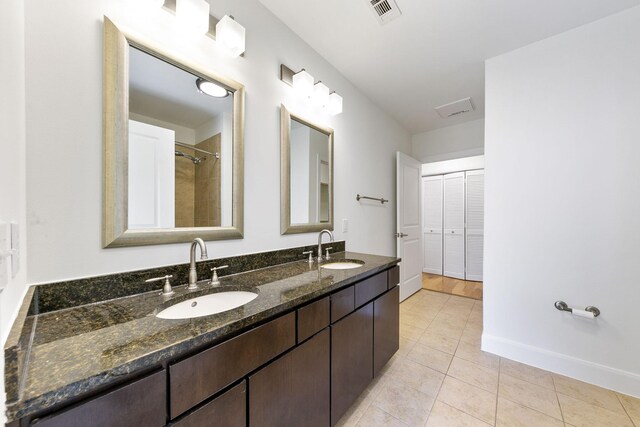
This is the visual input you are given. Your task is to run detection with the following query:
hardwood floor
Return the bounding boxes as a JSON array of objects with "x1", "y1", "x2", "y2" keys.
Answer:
[{"x1": 422, "y1": 273, "x2": 483, "y2": 301}]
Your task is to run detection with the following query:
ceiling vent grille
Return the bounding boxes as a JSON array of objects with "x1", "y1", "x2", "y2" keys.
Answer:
[
  {"x1": 434, "y1": 97, "x2": 475, "y2": 118},
  {"x1": 367, "y1": 0, "x2": 402, "y2": 25}
]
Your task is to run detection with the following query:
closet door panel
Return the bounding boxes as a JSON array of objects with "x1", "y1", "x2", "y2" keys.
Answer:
[
  {"x1": 443, "y1": 172, "x2": 465, "y2": 279},
  {"x1": 465, "y1": 170, "x2": 484, "y2": 281},
  {"x1": 422, "y1": 176, "x2": 443, "y2": 275}
]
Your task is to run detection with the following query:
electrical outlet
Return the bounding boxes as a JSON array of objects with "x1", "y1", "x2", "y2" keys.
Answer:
[{"x1": 342, "y1": 218, "x2": 349, "y2": 233}]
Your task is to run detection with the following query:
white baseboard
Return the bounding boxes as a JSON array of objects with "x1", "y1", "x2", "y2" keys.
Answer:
[{"x1": 482, "y1": 333, "x2": 640, "y2": 398}]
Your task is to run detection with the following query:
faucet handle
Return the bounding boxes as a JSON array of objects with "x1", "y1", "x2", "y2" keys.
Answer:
[
  {"x1": 209, "y1": 265, "x2": 229, "y2": 286},
  {"x1": 302, "y1": 251, "x2": 314, "y2": 263},
  {"x1": 146, "y1": 275, "x2": 175, "y2": 296},
  {"x1": 325, "y1": 247, "x2": 333, "y2": 260}
]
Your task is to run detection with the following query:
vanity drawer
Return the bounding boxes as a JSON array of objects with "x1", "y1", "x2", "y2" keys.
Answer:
[
  {"x1": 31, "y1": 370, "x2": 166, "y2": 427},
  {"x1": 173, "y1": 381, "x2": 246, "y2": 427},
  {"x1": 388, "y1": 265, "x2": 400, "y2": 289},
  {"x1": 169, "y1": 312, "x2": 295, "y2": 419},
  {"x1": 355, "y1": 271, "x2": 388, "y2": 307},
  {"x1": 330, "y1": 286, "x2": 355, "y2": 323},
  {"x1": 297, "y1": 296, "x2": 330, "y2": 343}
]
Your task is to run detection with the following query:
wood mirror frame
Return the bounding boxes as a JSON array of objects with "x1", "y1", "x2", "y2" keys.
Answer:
[
  {"x1": 103, "y1": 17, "x2": 244, "y2": 248},
  {"x1": 280, "y1": 105, "x2": 334, "y2": 235}
]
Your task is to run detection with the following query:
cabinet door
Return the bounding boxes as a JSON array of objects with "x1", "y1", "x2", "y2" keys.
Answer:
[
  {"x1": 444, "y1": 172, "x2": 465, "y2": 279},
  {"x1": 169, "y1": 313, "x2": 295, "y2": 419},
  {"x1": 174, "y1": 381, "x2": 245, "y2": 427},
  {"x1": 31, "y1": 370, "x2": 166, "y2": 427},
  {"x1": 465, "y1": 170, "x2": 484, "y2": 281},
  {"x1": 249, "y1": 329, "x2": 330, "y2": 427},
  {"x1": 423, "y1": 175, "x2": 443, "y2": 275},
  {"x1": 373, "y1": 286, "x2": 400, "y2": 376},
  {"x1": 331, "y1": 303, "x2": 373, "y2": 425}
]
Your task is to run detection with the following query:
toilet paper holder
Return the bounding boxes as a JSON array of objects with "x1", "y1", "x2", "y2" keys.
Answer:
[{"x1": 554, "y1": 301, "x2": 601, "y2": 317}]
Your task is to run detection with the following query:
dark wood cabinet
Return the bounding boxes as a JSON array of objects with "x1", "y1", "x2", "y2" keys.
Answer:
[
  {"x1": 17, "y1": 265, "x2": 400, "y2": 427},
  {"x1": 388, "y1": 265, "x2": 400, "y2": 289},
  {"x1": 330, "y1": 285, "x2": 354, "y2": 322},
  {"x1": 169, "y1": 313, "x2": 295, "y2": 419},
  {"x1": 173, "y1": 381, "x2": 246, "y2": 427},
  {"x1": 355, "y1": 271, "x2": 388, "y2": 307},
  {"x1": 249, "y1": 329, "x2": 330, "y2": 427},
  {"x1": 297, "y1": 296, "x2": 330, "y2": 343},
  {"x1": 330, "y1": 303, "x2": 374, "y2": 425},
  {"x1": 373, "y1": 286, "x2": 400, "y2": 375},
  {"x1": 31, "y1": 370, "x2": 166, "y2": 427}
]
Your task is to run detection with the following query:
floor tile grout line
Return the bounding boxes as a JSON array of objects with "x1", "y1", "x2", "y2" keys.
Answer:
[
  {"x1": 552, "y1": 376, "x2": 566, "y2": 423},
  {"x1": 369, "y1": 402, "x2": 409, "y2": 427},
  {"x1": 615, "y1": 393, "x2": 637, "y2": 426},
  {"x1": 555, "y1": 390, "x2": 635, "y2": 423}
]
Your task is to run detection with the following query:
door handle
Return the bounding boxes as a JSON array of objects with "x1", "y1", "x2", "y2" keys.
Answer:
[{"x1": 396, "y1": 232, "x2": 408, "y2": 238}]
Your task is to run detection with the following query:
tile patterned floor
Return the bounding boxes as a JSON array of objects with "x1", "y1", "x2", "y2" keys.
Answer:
[
  {"x1": 422, "y1": 274, "x2": 483, "y2": 301},
  {"x1": 336, "y1": 290, "x2": 639, "y2": 427}
]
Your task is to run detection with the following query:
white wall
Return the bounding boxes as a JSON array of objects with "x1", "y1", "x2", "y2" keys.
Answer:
[
  {"x1": 484, "y1": 6, "x2": 640, "y2": 396},
  {"x1": 0, "y1": 1, "x2": 27, "y2": 423},
  {"x1": 23, "y1": 0, "x2": 410, "y2": 285},
  {"x1": 421, "y1": 155, "x2": 484, "y2": 176},
  {"x1": 411, "y1": 118, "x2": 484, "y2": 163}
]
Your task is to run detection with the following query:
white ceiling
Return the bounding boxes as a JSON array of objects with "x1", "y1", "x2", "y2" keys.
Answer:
[
  {"x1": 257, "y1": 0, "x2": 640, "y2": 134},
  {"x1": 129, "y1": 46, "x2": 233, "y2": 130}
]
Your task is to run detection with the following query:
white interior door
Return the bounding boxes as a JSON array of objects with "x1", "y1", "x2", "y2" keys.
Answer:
[
  {"x1": 422, "y1": 175, "x2": 443, "y2": 275},
  {"x1": 444, "y1": 172, "x2": 465, "y2": 279},
  {"x1": 465, "y1": 170, "x2": 484, "y2": 281},
  {"x1": 396, "y1": 152, "x2": 423, "y2": 301},
  {"x1": 128, "y1": 120, "x2": 175, "y2": 229}
]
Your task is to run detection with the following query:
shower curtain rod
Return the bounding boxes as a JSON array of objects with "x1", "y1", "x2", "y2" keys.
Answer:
[{"x1": 174, "y1": 141, "x2": 218, "y2": 157}]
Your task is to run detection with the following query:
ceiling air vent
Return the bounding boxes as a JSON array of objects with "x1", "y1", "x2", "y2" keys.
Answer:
[
  {"x1": 434, "y1": 97, "x2": 475, "y2": 118},
  {"x1": 367, "y1": 0, "x2": 402, "y2": 25}
]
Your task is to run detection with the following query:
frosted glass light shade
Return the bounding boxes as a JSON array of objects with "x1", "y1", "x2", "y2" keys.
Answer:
[
  {"x1": 142, "y1": 0, "x2": 165, "y2": 8},
  {"x1": 196, "y1": 78, "x2": 229, "y2": 98},
  {"x1": 292, "y1": 69, "x2": 314, "y2": 98},
  {"x1": 176, "y1": 0, "x2": 210, "y2": 37},
  {"x1": 312, "y1": 82, "x2": 330, "y2": 107},
  {"x1": 328, "y1": 92, "x2": 343, "y2": 115},
  {"x1": 216, "y1": 15, "x2": 246, "y2": 57}
]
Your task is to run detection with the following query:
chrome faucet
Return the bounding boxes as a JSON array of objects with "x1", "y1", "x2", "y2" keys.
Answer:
[
  {"x1": 188, "y1": 238, "x2": 208, "y2": 290},
  {"x1": 317, "y1": 229, "x2": 334, "y2": 260}
]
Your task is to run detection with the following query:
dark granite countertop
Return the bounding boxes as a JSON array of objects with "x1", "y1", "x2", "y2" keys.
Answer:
[{"x1": 5, "y1": 251, "x2": 399, "y2": 422}]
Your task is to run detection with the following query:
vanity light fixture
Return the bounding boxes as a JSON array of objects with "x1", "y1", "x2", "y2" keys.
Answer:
[
  {"x1": 216, "y1": 15, "x2": 246, "y2": 57},
  {"x1": 279, "y1": 64, "x2": 343, "y2": 115},
  {"x1": 327, "y1": 92, "x2": 343, "y2": 116},
  {"x1": 158, "y1": 1, "x2": 246, "y2": 56},
  {"x1": 292, "y1": 69, "x2": 315, "y2": 98},
  {"x1": 312, "y1": 82, "x2": 330, "y2": 108},
  {"x1": 176, "y1": 0, "x2": 210, "y2": 37},
  {"x1": 142, "y1": 0, "x2": 166, "y2": 8},
  {"x1": 196, "y1": 78, "x2": 229, "y2": 97}
]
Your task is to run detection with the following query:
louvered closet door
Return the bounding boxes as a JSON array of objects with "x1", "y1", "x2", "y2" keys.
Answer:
[
  {"x1": 465, "y1": 170, "x2": 484, "y2": 281},
  {"x1": 422, "y1": 176, "x2": 443, "y2": 275},
  {"x1": 443, "y1": 172, "x2": 465, "y2": 279}
]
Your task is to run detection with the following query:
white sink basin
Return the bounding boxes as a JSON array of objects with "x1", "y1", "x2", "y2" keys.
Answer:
[
  {"x1": 321, "y1": 261, "x2": 364, "y2": 270},
  {"x1": 157, "y1": 291, "x2": 258, "y2": 320}
]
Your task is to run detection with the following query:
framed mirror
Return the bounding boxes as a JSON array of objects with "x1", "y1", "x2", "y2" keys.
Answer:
[
  {"x1": 103, "y1": 18, "x2": 244, "y2": 248},
  {"x1": 280, "y1": 105, "x2": 334, "y2": 234}
]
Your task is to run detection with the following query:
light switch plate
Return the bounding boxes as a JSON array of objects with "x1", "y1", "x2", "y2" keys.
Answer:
[
  {"x1": 342, "y1": 218, "x2": 349, "y2": 233},
  {"x1": 0, "y1": 222, "x2": 9, "y2": 289}
]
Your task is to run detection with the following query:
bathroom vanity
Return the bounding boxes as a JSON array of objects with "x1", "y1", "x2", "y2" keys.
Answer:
[{"x1": 4, "y1": 247, "x2": 399, "y2": 426}]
